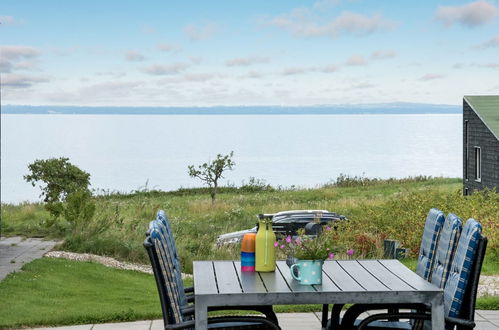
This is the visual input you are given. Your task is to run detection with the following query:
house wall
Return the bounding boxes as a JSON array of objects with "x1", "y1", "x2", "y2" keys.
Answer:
[{"x1": 463, "y1": 100, "x2": 499, "y2": 194}]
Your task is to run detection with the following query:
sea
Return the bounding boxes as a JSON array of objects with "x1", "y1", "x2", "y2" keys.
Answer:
[{"x1": 0, "y1": 113, "x2": 462, "y2": 204}]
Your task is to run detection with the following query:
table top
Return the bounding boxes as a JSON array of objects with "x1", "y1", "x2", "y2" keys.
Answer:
[{"x1": 193, "y1": 259, "x2": 441, "y2": 305}]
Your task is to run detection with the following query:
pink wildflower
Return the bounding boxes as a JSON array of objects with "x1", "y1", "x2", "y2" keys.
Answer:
[
  {"x1": 328, "y1": 253, "x2": 335, "y2": 260},
  {"x1": 347, "y1": 249, "x2": 354, "y2": 256},
  {"x1": 326, "y1": 247, "x2": 330, "y2": 251},
  {"x1": 325, "y1": 226, "x2": 332, "y2": 231},
  {"x1": 295, "y1": 238, "x2": 302, "y2": 246},
  {"x1": 280, "y1": 245, "x2": 285, "y2": 249},
  {"x1": 285, "y1": 235, "x2": 292, "y2": 243},
  {"x1": 274, "y1": 241, "x2": 279, "y2": 247}
]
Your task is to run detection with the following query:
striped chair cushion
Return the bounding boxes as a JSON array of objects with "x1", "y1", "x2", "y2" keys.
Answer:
[
  {"x1": 444, "y1": 219, "x2": 482, "y2": 318},
  {"x1": 149, "y1": 223, "x2": 184, "y2": 323},
  {"x1": 430, "y1": 214, "x2": 462, "y2": 288},
  {"x1": 150, "y1": 215, "x2": 189, "y2": 309},
  {"x1": 415, "y1": 208, "x2": 445, "y2": 280}
]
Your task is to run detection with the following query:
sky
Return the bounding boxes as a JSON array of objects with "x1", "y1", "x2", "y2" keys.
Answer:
[{"x1": 1, "y1": 0, "x2": 498, "y2": 107}]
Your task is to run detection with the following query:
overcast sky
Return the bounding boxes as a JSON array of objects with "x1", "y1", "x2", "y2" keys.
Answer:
[{"x1": 1, "y1": 0, "x2": 498, "y2": 106}]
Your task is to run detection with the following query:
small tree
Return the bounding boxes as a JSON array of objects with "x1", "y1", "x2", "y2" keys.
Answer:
[
  {"x1": 188, "y1": 151, "x2": 235, "y2": 204},
  {"x1": 24, "y1": 157, "x2": 91, "y2": 217}
]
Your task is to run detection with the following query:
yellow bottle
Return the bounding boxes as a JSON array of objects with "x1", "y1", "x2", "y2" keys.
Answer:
[{"x1": 255, "y1": 214, "x2": 276, "y2": 272}]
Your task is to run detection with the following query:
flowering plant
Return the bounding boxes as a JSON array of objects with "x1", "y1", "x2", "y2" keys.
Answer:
[{"x1": 275, "y1": 226, "x2": 353, "y2": 260}]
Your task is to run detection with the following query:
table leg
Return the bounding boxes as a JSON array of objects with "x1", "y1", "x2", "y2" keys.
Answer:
[
  {"x1": 430, "y1": 294, "x2": 444, "y2": 329},
  {"x1": 195, "y1": 296, "x2": 208, "y2": 330}
]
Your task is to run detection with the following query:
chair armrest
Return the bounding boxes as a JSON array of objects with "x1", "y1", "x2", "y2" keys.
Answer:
[
  {"x1": 357, "y1": 312, "x2": 429, "y2": 329},
  {"x1": 341, "y1": 303, "x2": 427, "y2": 328},
  {"x1": 445, "y1": 316, "x2": 476, "y2": 328},
  {"x1": 164, "y1": 316, "x2": 280, "y2": 330},
  {"x1": 207, "y1": 305, "x2": 278, "y2": 324}
]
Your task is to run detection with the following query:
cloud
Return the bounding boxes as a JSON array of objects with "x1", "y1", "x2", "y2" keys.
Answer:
[
  {"x1": 269, "y1": 10, "x2": 396, "y2": 38},
  {"x1": 242, "y1": 71, "x2": 265, "y2": 79},
  {"x1": 474, "y1": 34, "x2": 499, "y2": 48},
  {"x1": 189, "y1": 56, "x2": 203, "y2": 64},
  {"x1": 0, "y1": 45, "x2": 41, "y2": 73},
  {"x1": 346, "y1": 55, "x2": 367, "y2": 66},
  {"x1": 478, "y1": 63, "x2": 499, "y2": 68},
  {"x1": 125, "y1": 50, "x2": 145, "y2": 62},
  {"x1": 184, "y1": 23, "x2": 218, "y2": 41},
  {"x1": 0, "y1": 45, "x2": 40, "y2": 61},
  {"x1": 0, "y1": 16, "x2": 17, "y2": 25},
  {"x1": 351, "y1": 82, "x2": 375, "y2": 89},
  {"x1": 435, "y1": 1, "x2": 498, "y2": 27},
  {"x1": 319, "y1": 64, "x2": 338, "y2": 73},
  {"x1": 225, "y1": 56, "x2": 271, "y2": 67},
  {"x1": 371, "y1": 50, "x2": 396, "y2": 59},
  {"x1": 2, "y1": 73, "x2": 48, "y2": 88},
  {"x1": 157, "y1": 43, "x2": 180, "y2": 52},
  {"x1": 158, "y1": 73, "x2": 220, "y2": 85},
  {"x1": 282, "y1": 67, "x2": 308, "y2": 75},
  {"x1": 419, "y1": 73, "x2": 445, "y2": 81},
  {"x1": 142, "y1": 63, "x2": 190, "y2": 75},
  {"x1": 0, "y1": 60, "x2": 13, "y2": 73}
]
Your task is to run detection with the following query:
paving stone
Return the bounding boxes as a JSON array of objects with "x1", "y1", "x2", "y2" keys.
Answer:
[
  {"x1": 0, "y1": 237, "x2": 59, "y2": 281},
  {"x1": 149, "y1": 319, "x2": 164, "y2": 330},
  {"x1": 92, "y1": 320, "x2": 151, "y2": 329}
]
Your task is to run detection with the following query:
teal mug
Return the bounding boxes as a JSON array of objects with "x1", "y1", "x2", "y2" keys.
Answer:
[{"x1": 290, "y1": 260, "x2": 323, "y2": 285}]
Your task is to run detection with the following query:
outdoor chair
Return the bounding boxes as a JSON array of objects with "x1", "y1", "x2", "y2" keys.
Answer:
[
  {"x1": 336, "y1": 213, "x2": 463, "y2": 329},
  {"x1": 322, "y1": 208, "x2": 446, "y2": 329},
  {"x1": 353, "y1": 219, "x2": 487, "y2": 330},
  {"x1": 144, "y1": 211, "x2": 280, "y2": 329}
]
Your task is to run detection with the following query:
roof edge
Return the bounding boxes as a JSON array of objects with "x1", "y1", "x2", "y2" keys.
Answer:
[{"x1": 463, "y1": 96, "x2": 499, "y2": 141}]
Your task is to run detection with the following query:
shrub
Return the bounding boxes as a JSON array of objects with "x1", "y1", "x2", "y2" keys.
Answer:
[{"x1": 24, "y1": 157, "x2": 91, "y2": 217}]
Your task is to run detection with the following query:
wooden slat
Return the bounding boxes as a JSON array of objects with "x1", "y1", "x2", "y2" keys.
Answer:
[
  {"x1": 234, "y1": 261, "x2": 268, "y2": 293},
  {"x1": 259, "y1": 264, "x2": 292, "y2": 293},
  {"x1": 323, "y1": 260, "x2": 364, "y2": 291},
  {"x1": 337, "y1": 260, "x2": 388, "y2": 291},
  {"x1": 379, "y1": 259, "x2": 438, "y2": 291},
  {"x1": 193, "y1": 261, "x2": 218, "y2": 294},
  {"x1": 358, "y1": 260, "x2": 414, "y2": 291},
  {"x1": 276, "y1": 261, "x2": 316, "y2": 292},
  {"x1": 213, "y1": 261, "x2": 242, "y2": 294}
]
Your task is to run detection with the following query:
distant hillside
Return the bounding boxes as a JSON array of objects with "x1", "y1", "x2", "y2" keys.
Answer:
[{"x1": 1, "y1": 103, "x2": 460, "y2": 115}]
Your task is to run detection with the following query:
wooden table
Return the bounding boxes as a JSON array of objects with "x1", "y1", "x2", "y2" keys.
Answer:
[{"x1": 193, "y1": 260, "x2": 444, "y2": 329}]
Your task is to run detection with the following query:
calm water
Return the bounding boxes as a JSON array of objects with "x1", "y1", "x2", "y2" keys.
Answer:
[{"x1": 1, "y1": 114, "x2": 462, "y2": 204}]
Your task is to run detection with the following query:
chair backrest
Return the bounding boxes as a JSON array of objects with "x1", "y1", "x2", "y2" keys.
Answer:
[
  {"x1": 415, "y1": 208, "x2": 445, "y2": 280},
  {"x1": 144, "y1": 214, "x2": 187, "y2": 326},
  {"x1": 430, "y1": 213, "x2": 462, "y2": 288},
  {"x1": 151, "y1": 211, "x2": 189, "y2": 307},
  {"x1": 443, "y1": 218, "x2": 483, "y2": 319}
]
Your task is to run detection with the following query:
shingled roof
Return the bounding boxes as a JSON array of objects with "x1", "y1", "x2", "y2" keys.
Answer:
[{"x1": 464, "y1": 95, "x2": 499, "y2": 140}]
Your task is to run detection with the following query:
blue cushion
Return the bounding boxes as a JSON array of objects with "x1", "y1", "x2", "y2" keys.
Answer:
[
  {"x1": 149, "y1": 223, "x2": 184, "y2": 323},
  {"x1": 443, "y1": 219, "x2": 482, "y2": 318},
  {"x1": 153, "y1": 212, "x2": 189, "y2": 308},
  {"x1": 415, "y1": 208, "x2": 445, "y2": 280},
  {"x1": 430, "y1": 214, "x2": 462, "y2": 288}
]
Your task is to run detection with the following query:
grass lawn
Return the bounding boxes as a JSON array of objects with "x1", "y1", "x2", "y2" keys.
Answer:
[
  {"x1": 0, "y1": 257, "x2": 497, "y2": 329},
  {"x1": 0, "y1": 258, "x2": 161, "y2": 329}
]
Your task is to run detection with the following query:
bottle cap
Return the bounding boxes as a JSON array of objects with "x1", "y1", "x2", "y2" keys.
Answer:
[{"x1": 241, "y1": 233, "x2": 256, "y2": 252}]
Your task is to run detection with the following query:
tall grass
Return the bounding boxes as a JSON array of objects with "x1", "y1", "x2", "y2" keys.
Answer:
[{"x1": 2, "y1": 177, "x2": 497, "y2": 274}]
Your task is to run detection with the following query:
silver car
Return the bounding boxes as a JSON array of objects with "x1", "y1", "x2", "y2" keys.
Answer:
[{"x1": 216, "y1": 210, "x2": 347, "y2": 246}]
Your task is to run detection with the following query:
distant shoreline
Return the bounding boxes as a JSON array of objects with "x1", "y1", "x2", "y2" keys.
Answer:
[{"x1": 1, "y1": 103, "x2": 460, "y2": 115}]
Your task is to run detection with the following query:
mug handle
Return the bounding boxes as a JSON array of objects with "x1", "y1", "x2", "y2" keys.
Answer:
[{"x1": 290, "y1": 264, "x2": 301, "y2": 281}]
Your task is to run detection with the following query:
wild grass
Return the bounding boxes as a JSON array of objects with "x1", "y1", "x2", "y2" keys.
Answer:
[{"x1": 1, "y1": 176, "x2": 497, "y2": 275}]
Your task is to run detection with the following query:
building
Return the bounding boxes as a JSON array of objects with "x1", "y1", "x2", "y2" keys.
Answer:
[{"x1": 463, "y1": 95, "x2": 499, "y2": 195}]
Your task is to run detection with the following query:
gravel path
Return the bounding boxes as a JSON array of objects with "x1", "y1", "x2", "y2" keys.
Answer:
[{"x1": 45, "y1": 251, "x2": 497, "y2": 296}]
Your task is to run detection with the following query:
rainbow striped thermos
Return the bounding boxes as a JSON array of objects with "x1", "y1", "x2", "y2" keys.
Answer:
[{"x1": 241, "y1": 233, "x2": 256, "y2": 272}]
